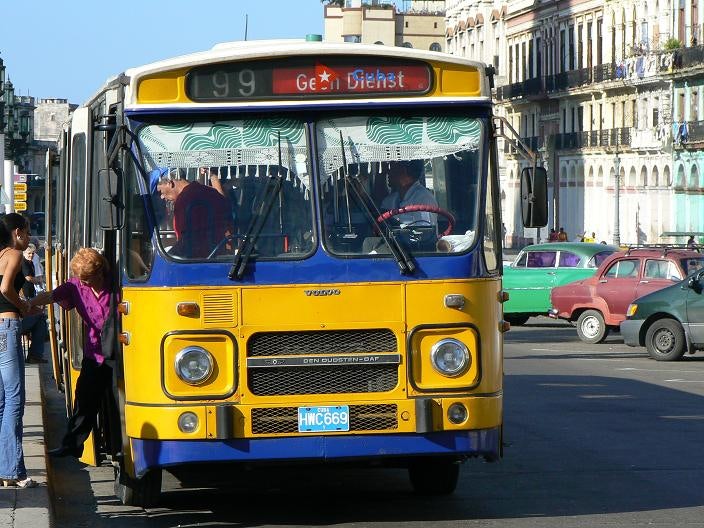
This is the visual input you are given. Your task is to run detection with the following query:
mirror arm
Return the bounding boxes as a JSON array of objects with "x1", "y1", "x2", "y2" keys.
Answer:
[{"x1": 492, "y1": 116, "x2": 540, "y2": 169}]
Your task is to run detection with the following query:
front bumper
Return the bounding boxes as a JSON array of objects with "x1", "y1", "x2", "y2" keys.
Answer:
[
  {"x1": 131, "y1": 428, "x2": 501, "y2": 477},
  {"x1": 620, "y1": 319, "x2": 644, "y2": 347}
]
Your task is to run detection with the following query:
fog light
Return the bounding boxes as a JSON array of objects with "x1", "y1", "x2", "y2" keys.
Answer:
[
  {"x1": 447, "y1": 403, "x2": 468, "y2": 424},
  {"x1": 178, "y1": 412, "x2": 199, "y2": 433}
]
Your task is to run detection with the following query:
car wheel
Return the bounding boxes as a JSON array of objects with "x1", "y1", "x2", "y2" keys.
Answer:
[
  {"x1": 645, "y1": 319, "x2": 686, "y2": 361},
  {"x1": 505, "y1": 314, "x2": 530, "y2": 326},
  {"x1": 576, "y1": 310, "x2": 609, "y2": 344}
]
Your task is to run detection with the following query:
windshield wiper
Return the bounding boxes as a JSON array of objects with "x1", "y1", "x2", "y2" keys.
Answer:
[
  {"x1": 338, "y1": 132, "x2": 415, "y2": 275},
  {"x1": 228, "y1": 132, "x2": 285, "y2": 280}
]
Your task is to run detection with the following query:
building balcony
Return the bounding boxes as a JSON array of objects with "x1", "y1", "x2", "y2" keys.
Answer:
[
  {"x1": 496, "y1": 54, "x2": 673, "y2": 102},
  {"x1": 673, "y1": 120, "x2": 704, "y2": 148},
  {"x1": 502, "y1": 135, "x2": 543, "y2": 154},
  {"x1": 552, "y1": 128, "x2": 632, "y2": 151}
]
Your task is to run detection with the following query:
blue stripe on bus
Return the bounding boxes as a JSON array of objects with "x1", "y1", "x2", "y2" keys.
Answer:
[
  {"x1": 131, "y1": 428, "x2": 500, "y2": 476},
  {"x1": 125, "y1": 100, "x2": 493, "y2": 117},
  {"x1": 130, "y1": 249, "x2": 485, "y2": 286}
]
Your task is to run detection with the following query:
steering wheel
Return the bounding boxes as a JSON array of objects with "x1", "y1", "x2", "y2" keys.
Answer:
[{"x1": 376, "y1": 205, "x2": 455, "y2": 238}]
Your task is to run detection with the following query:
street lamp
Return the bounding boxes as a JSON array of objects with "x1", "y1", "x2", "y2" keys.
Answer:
[{"x1": 613, "y1": 131, "x2": 621, "y2": 246}]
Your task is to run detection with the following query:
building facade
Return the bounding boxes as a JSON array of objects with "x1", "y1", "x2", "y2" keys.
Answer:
[
  {"x1": 447, "y1": 0, "x2": 704, "y2": 247},
  {"x1": 325, "y1": 0, "x2": 445, "y2": 51}
]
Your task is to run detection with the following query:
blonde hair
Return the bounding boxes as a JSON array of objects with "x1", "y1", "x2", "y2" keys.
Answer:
[{"x1": 70, "y1": 248, "x2": 108, "y2": 280}]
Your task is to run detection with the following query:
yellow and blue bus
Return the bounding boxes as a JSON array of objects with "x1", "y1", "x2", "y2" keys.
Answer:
[{"x1": 46, "y1": 38, "x2": 546, "y2": 506}]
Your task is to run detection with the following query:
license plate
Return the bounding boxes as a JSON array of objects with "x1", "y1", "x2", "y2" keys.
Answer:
[{"x1": 298, "y1": 405, "x2": 350, "y2": 433}]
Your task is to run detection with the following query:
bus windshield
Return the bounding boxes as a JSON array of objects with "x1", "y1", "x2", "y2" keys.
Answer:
[
  {"x1": 317, "y1": 113, "x2": 483, "y2": 256},
  {"x1": 135, "y1": 112, "x2": 483, "y2": 262},
  {"x1": 137, "y1": 117, "x2": 314, "y2": 261}
]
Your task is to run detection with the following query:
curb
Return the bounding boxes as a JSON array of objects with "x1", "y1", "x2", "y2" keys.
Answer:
[{"x1": 12, "y1": 361, "x2": 52, "y2": 528}]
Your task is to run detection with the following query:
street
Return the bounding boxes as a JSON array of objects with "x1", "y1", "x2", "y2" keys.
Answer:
[{"x1": 44, "y1": 318, "x2": 704, "y2": 527}]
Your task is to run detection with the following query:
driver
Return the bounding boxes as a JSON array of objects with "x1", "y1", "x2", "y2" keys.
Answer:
[
  {"x1": 380, "y1": 160, "x2": 438, "y2": 227},
  {"x1": 154, "y1": 168, "x2": 233, "y2": 258}
]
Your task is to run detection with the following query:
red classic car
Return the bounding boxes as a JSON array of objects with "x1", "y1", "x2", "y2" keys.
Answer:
[{"x1": 549, "y1": 247, "x2": 704, "y2": 343}]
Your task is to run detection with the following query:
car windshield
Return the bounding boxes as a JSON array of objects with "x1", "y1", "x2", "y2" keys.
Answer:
[
  {"x1": 136, "y1": 117, "x2": 314, "y2": 261},
  {"x1": 316, "y1": 113, "x2": 483, "y2": 256}
]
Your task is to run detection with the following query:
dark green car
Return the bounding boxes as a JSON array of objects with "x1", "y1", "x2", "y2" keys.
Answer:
[
  {"x1": 621, "y1": 267, "x2": 704, "y2": 361},
  {"x1": 502, "y1": 242, "x2": 618, "y2": 325}
]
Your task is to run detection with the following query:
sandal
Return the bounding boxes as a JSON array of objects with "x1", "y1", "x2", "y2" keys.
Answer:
[{"x1": 2, "y1": 477, "x2": 38, "y2": 488}]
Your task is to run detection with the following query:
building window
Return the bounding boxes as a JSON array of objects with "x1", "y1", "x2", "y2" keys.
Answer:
[
  {"x1": 374, "y1": 41, "x2": 384, "y2": 45},
  {"x1": 560, "y1": 29, "x2": 566, "y2": 72},
  {"x1": 691, "y1": 91, "x2": 699, "y2": 121},
  {"x1": 430, "y1": 42, "x2": 441, "y2": 52},
  {"x1": 632, "y1": 99, "x2": 638, "y2": 127},
  {"x1": 434, "y1": 22, "x2": 438, "y2": 29},
  {"x1": 402, "y1": 42, "x2": 413, "y2": 48}
]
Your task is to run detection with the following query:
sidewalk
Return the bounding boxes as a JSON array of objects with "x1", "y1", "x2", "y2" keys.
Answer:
[{"x1": 0, "y1": 361, "x2": 52, "y2": 528}]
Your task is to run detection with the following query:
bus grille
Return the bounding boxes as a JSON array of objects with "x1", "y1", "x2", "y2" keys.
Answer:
[
  {"x1": 249, "y1": 364, "x2": 397, "y2": 395},
  {"x1": 251, "y1": 404, "x2": 398, "y2": 435},
  {"x1": 248, "y1": 329, "x2": 396, "y2": 356},
  {"x1": 247, "y1": 330, "x2": 399, "y2": 396}
]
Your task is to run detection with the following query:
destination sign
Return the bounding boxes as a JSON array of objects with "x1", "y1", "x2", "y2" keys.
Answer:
[{"x1": 186, "y1": 57, "x2": 433, "y2": 101}]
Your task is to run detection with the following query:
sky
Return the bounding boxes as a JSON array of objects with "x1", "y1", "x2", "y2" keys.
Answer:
[{"x1": 1, "y1": 0, "x2": 325, "y2": 105}]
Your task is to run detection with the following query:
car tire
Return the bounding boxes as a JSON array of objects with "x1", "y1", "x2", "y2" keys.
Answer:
[
  {"x1": 505, "y1": 314, "x2": 530, "y2": 326},
  {"x1": 576, "y1": 310, "x2": 609, "y2": 344},
  {"x1": 645, "y1": 319, "x2": 686, "y2": 361}
]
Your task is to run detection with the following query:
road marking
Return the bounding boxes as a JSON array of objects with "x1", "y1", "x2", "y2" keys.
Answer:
[
  {"x1": 617, "y1": 367, "x2": 704, "y2": 374},
  {"x1": 527, "y1": 349, "x2": 633, "y2": 361},
  {"x1": 664, "y1": 379, "x2": 704, "y2": 383}
]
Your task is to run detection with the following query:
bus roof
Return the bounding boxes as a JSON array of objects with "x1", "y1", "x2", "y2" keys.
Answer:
[{"x1": 86, "y1": 39, "x2": 492, "y2": 109}]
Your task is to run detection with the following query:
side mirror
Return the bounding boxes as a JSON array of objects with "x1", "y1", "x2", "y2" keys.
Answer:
[
  {"x1": 688, "y1": 274, "x2": 703, "y2": 294},
  {"x1": 98, "y1": 167, "x2": 124, "y2": 230},
  {"x1": 520, "y1": 166, "x2": 548, "y2": 228}
]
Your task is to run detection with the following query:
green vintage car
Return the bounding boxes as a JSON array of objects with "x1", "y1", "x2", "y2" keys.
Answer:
[{"x1": 502, "y1": 242, "x2": 618, "y2": 325}]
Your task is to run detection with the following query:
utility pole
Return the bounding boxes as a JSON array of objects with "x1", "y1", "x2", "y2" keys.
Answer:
[{"x1": 613, "y1": 129, "x2": 621, "y2": 246}]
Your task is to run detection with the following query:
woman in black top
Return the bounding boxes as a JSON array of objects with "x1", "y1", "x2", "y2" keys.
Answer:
[{"x1": 0, "y1": 213, "x2": 37, "y2": 488}]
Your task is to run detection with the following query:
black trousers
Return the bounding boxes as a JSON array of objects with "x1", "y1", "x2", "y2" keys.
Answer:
[{"x1": 61, "y1": 358, "x2": 113, "y2": 452}]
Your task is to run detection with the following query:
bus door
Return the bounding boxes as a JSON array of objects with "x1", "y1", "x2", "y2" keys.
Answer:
[{"x1": 44, "y1": 145, "x2": 63, "y2": 390}]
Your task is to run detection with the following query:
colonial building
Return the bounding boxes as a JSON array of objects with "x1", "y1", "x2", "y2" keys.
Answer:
[
  {"x1": 1, "y1": 56, "x2": 73, "y2": 216},
  {"x1": 447, "y1": 0, "x2": 704, "y2": 247},
  {"x1": 325, "y1": 0, "x2": 445, "y2": 51}
]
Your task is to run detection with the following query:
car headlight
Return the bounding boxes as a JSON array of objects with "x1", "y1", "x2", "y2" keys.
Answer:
[
  {"x1": 430, "y1": 339, "x2": 470, "y2": 377},
  {"x1": 175, "y1": 346, "x2": 214, "y2": 385},
  {"x1": 626, "y1": 303, "x2": 638, "y2": 317}
]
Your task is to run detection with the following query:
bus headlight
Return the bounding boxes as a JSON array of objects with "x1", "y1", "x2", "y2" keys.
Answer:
[
  {"x1": 430, "y1": 339, "x2": 470, "y2": 377},
  {"x1": 175, "y1": 346, "x2": 214, "y2": 385}
]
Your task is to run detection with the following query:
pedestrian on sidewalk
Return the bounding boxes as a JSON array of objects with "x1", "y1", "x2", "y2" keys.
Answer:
[
  {"x1": 29, "y1": 248, "x2": 114, "y2": 459},
  {"x1": 20, "y1": 243, "x2": 48, "y2": 364},
  {"x1": 0, "y1": 213, "x2": 39, "y2": 488}
]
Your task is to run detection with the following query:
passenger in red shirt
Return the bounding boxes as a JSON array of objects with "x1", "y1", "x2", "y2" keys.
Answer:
[{"x1": 156, "y1": 170, "x2": 232, "y2": 258}]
